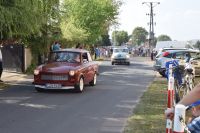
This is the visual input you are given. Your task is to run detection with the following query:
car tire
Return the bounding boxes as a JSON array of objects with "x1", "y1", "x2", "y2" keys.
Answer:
[
  {"x1": 159, "y1": 71, "x2": 166, "y2": 77},
  {"x1": 89, "y1": 73, "x2": 97, "y2": 86},
  {"x1": 127, "y1": 62, "x2": 130, "y2": 65},
  {"x1": 111, "y1": 62, "x2": 114, "y2": 65},
  {"x1": 35, "y1": 87, "x2": 44, "y2": 92},
  {"x1": 74, "y1": 77, "x2": 84, "y2": 93}
]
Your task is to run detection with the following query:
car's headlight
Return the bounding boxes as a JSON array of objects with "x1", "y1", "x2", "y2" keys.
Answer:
[
  {"x1": 126, "y1": 54, "x2": 130, "y2": 58},
  {"x1": 34, "y1": 70, "x2": 40, "y2": 75},
  {"x1": 69, "y1": 70, "x2": 75, "y2": 76},
  {"x1": 111, "y1": 55, "x2": 115, "y2": 59}
]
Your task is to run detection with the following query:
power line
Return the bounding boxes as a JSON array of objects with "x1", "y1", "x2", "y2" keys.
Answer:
[{"x1": 142, "y1": 2, "x2": 160, "y2": 48}]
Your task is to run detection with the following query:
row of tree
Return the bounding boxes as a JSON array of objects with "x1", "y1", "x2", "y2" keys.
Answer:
[
  {"x1": 0, "y1": 0, "x2": 121, "y2": 65},
  {"x1": 111, "y1": 27, "x2": 172, "y2": 46}
]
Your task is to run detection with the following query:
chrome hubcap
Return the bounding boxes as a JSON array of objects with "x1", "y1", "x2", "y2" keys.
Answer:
[
  {"x1": 94, "y1": 74, "x2": 97, "y2": 85},
  {"x1": 79, "y1": 78, "x2": 84, "y2": 91}
]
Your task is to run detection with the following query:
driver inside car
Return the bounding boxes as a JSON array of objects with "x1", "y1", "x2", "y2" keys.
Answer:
[{"x1": 72, "y1": 53, "x2": 80, "y2": 63}]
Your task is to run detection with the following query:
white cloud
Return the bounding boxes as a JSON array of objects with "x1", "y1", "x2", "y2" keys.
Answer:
[{"x1": 113, "y1": 0, "x2": 200, "y2": 41}]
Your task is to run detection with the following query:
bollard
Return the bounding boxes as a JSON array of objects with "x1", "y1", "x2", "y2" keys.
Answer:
[
  {"x1": 166, "y1": 64, "x2": 174, "y2": 133},
  {"x1": 173, "y1": 104, "x2": 186, "y2": 133}
]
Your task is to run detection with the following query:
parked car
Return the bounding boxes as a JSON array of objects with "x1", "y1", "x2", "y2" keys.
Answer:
[
  {"x1": 33, "y1": 49, "x2": 99, "y2": 93},
  {"x1": 111, "y1": 47, "x2": 130, "y2": 65},
  {"x1": 153, "y1": 48, "x2": 200, "y2": 77}
]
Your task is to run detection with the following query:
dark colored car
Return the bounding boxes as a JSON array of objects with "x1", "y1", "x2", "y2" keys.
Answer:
[{"x1": 33, "y1": 49, "x2": 99, "y2": 93}]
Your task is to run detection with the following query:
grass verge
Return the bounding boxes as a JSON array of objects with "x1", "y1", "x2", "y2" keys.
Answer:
[
  {"x1": 124, "y1": 77, "x2": 168, "y2": 133},
  {"x1": 0, "y1": 82, "x2": 9, "y2": 89},
  {"x1": 124, "y1": 76, "x2": 200, "y2": 133}
]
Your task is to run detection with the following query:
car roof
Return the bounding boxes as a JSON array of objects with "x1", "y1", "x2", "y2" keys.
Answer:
[
  {"x1": 157, "y1": 48, "x2": 199, "y2": 55},
  {"x1": 52, "y1": 48, "x2": 89, "y2": 53},
  {"x1": 161, "y1": 48, "x2": 188, "y2": 51},
  {"x1": 165, "y1": 49, "x2": 200, "y2": 53}
]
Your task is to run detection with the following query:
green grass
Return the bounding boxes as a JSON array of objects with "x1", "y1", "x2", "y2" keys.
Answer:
[
  {"x1": 124, "y1": 78, "x2": 168, "y2": 133},
  {"x1": 124, "y1": 76, "x2": 200, "y2": 133}
]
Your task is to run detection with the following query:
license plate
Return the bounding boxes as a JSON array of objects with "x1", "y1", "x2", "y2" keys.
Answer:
[{"x1": 46, "y1": 84, "x2": 61, "y2": 89}]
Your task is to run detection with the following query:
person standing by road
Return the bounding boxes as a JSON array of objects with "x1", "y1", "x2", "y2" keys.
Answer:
[
  {"x1": 0, "y1": 48, "x2": 3, "y2": 82},
  {"x1": 51, "y1": 41, "x2": 61, "y2": 51}
]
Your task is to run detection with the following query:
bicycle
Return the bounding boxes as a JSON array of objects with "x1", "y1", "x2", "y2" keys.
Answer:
[
  {"x1": 183, "y1": 61, "x2": 195, "y2": 96},
  {"x1": 165, "y1": 59, "x2": 184, "y2": 104},
  {"x1": 166, "y1": 59, "x2": 196, "y2": 105},
  {"x1": 176, "y1": 60, "x2": 195, "y2": 102}
]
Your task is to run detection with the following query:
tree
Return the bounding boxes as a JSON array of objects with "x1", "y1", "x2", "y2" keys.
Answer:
[
  {"x1": 194, "y1": 40, "x2": 200, "y2": 50},
  {"x1": 157, "y1": 34, "x2": 172, "y2": 41},
  {"x1": 101, "y1": 34, "x2": 111, "y2": 46},
  {"x1": 131, "y1": 27, "x2": 148, "y2": 46},
  {"x1": 112, "y1": 30, "x2": 128, "y2": 46},
  {"x1": 25, "y1": 0, "x2": 61, "y2": 65},
  {"x1": 61, "y1": 0, "x2": 121, "y2": 44},
  {"x1": 0, "y1": 0, "x2": 43, "y2": 40}
]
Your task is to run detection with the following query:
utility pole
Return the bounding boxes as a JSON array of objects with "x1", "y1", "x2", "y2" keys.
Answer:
[
  {"x1": 113, "y1": 25, "x2": 117, "y2": 46},
  {"x1": 142, "y1": 2, "x2": 160, "y2": 48}
]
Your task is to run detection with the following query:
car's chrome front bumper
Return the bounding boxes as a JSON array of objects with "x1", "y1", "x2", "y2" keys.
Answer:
[
  {"x1": 111, "y1": 58, "x2": 130, "y2": 63},
  {"x1": 35, "y1": 84, "x2": 74, "y2": 90}
]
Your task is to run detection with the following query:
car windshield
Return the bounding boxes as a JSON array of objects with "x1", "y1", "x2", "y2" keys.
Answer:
[
  {"x1": 113, "y1": 48, "x2": 129, "y2": 53},
  {"x1": 49, "y1": 51, "x2": 81, "y2": 63}
]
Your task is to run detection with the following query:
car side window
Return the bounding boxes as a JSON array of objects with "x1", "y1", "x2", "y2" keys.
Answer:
[
  {"x1": 87, "y1": 52, "x2": 92, "y2": 62},
  {"x1": 82, "y1": 52, "x2": 89, "y2": 63},
  {"x1": 176, "y1": 52, "x2": 183, "y2": 59}
]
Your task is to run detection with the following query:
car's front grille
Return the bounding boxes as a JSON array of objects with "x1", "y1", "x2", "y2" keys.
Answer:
[{"x1": 41, "y1": 75, "x2": 68, "y2": 81}]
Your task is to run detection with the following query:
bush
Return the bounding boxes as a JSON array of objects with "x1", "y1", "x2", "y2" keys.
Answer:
[{"x1": 25, "y1": 63, "x2": 36, "y2": 74}]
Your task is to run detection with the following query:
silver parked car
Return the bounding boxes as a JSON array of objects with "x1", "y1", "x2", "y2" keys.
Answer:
[
  {"x1": 154, "y1": 48, "x2": 200, "y2": 77},
  {"x1": 111, "y1": 47, "x2": 130, "y2": 65}
]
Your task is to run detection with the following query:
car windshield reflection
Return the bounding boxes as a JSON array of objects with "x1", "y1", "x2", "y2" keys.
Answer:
[
  {"x1": 49, "y1": 52, "x2": 81, "y2": 63},
  {"x1": 113, "y1": 48, "x2": 129, "y2": 53}
]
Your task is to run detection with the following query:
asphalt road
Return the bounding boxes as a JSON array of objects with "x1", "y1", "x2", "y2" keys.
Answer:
[{"x1": 0, "y1": 57, "x2": 156, "y2": 133}]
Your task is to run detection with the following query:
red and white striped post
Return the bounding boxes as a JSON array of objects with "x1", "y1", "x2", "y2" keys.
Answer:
[
  {"x1": 166, "y1": 64, "x2": 174, "y2": 133},
  {"x1": 173, "y1": 104, "x2": 186, "y2": 133}
]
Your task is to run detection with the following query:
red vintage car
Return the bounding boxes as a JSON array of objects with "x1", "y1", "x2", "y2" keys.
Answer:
[{"x1": 33, "y1": 48, "x2": 99, "y2": 93}]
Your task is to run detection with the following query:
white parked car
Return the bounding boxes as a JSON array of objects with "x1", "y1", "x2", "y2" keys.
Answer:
[{"x1": 111, "y1": 47, "x2": 130, "y2": 65}]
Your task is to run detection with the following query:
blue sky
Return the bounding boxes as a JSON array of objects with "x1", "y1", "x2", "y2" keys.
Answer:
[{"x1": 111, "y1": 0, "x2": 200, "y2": 41}]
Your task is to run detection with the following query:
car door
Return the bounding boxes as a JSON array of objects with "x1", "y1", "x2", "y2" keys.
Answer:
[
  {"x1": 81, "y1": 52, "x2": 91, "y2": 83},
  {"x1": 87, "y1": 52, "x2": 95, "y2": 81}
]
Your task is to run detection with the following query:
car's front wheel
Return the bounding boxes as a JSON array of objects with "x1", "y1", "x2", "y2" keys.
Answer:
[
  {"x1": 111, "y1": 62, "x2": 114, "y2": 65},
  {"x1": 74, "y1": 77, "x2": 84, "y2": 93},
  {"x1": 89, "y1": 73, "x2": 97, "y2": 86}
]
